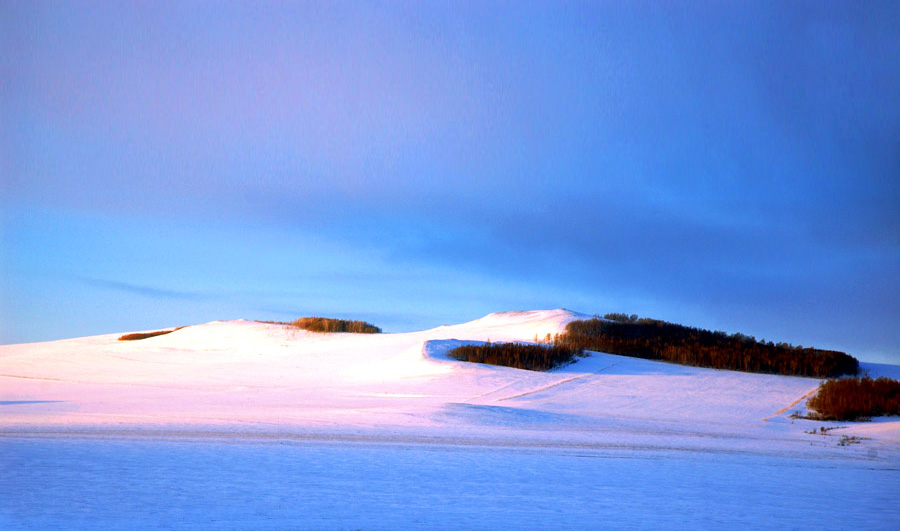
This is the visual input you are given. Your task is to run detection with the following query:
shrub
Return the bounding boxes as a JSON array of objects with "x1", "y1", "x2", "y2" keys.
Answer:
[
  {"x1": 118, "y1": 329, "x2": 177, "y2": 341},
  {"x1": 287, "y1": 317, "x2": 381, "y2": 334},
  {"x1": 555, "y1": 317, "x2": 858, "y2": 378},
  {"x1": 807, "y1": 377, "x2": 900, "y2": 421},
  {"x1": 447, "y1": 342, "x2": 582, "y2": 371}
]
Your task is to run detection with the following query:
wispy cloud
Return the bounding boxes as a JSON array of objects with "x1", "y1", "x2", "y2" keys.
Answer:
[{"x1": 76, "y1": 277, "x2": 208, "y2": 301}]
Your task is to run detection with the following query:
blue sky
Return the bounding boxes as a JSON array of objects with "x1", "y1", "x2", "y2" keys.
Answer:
[{"x1": 2, "y1": 1, "x2": 899, "y2": 364}]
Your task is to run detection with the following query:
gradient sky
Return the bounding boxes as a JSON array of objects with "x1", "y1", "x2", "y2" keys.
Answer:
[{"x1": 2, "y1": 1, "x2": 899, "y2": 364}]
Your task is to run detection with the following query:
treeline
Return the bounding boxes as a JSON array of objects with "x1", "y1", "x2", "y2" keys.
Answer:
[
  {"x1": 554, "y1": 315, "x2": 858, "y2": 378},
  {"x1": 807, "y1": 377, "x2": 900, "y2": 421},
  {"x1": 287, "y1": 317, "x2": 382, "y2": 334},
  {"x1": 447, "y1": 342, "x2": 582, "y2": 372}
]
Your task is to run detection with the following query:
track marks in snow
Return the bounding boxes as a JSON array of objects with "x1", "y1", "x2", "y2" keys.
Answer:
[
  {"x1": 0, "y1": 373, "x2": 66, "y2": 382},
  {"x1": 0, "y1": 373, "x2": 283, "y2": 393},
  {"x1": 496, "y1": 361, "x2": 619, "y2": 402},
  {"x1": 498, "y1": 374, "x2": 593, "y2": 402},
  {"x1": 762, "y1": 387, "x2": 820, "y2": 421},
  {"x1": 464, "y1": 380, "x2": 524, "y2": 403}
]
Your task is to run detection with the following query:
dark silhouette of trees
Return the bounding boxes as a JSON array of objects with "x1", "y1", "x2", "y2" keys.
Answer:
[
  {"x1": 807, "y1": 377, "x2": 900, "y2": 420},
  {"x1": 603, "y1": 313, "x2": 639, "y2": 323},
  {"x1": 288, "y1": 317, "x2": 381, "y2": 334},
  {"x1": 555, "y1": 316, "x2": 858, "y2": 378},
  {"x1": 448, "y1": 342, "x2": 581, "y2": 371}
]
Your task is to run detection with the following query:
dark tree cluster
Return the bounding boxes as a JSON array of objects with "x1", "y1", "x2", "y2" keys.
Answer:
[
  {"x1": 447, "y1": 342, "x2": 582, "y2": 371},
  {"x1": 555, "y1": 317, "x2": 858, "y2": 378},
  {"x1": 603, "y1": 313, "x2": 640, "y2": 323},
  {"x1": 288, "y1": 317, "x2": 382, "y2": 334},
  {"x1": 118, "y1": 327, "x2": 184, "y2": 341},
  {"x1": 807, "y1": 377, "x2": 900, "y2": 421}
]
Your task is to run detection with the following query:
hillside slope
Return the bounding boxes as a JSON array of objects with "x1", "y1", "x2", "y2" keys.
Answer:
[{"x1": 1, "y1": 309, "x2": 897, "y2": 458}]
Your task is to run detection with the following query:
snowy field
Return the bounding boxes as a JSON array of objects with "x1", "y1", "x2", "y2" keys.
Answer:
[
  {"x1": 2, "y1": 310, "x2": 899, "y2": 529},
  {"x1": 4, "y1": 436, "x2": 899, "y2": 530}
]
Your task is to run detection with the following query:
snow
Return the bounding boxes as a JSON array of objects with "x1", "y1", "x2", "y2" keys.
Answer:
[
  {"x1": 4, "y1": 438, "x2": 898, "y2": 531},
  {"x1": 2, "y1": 309, "x2": 899, "y2": 529}
]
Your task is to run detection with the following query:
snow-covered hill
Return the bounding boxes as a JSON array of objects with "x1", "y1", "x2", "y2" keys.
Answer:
[
  {"x1": 2, "y1": 309, "x2": 896, "y2": 456},
  {"x1": 4, "y1": 309, "x2": 900, "y2": 530}
]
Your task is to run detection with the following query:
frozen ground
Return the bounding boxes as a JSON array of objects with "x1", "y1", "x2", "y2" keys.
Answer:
[{"x1": 1, "y1": 309, "x2": 899, "y2": 529}]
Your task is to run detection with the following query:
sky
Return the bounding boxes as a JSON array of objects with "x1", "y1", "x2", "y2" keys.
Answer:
[{"x1": 2, "y1": 1, "x2": 899, "y2": 364}]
